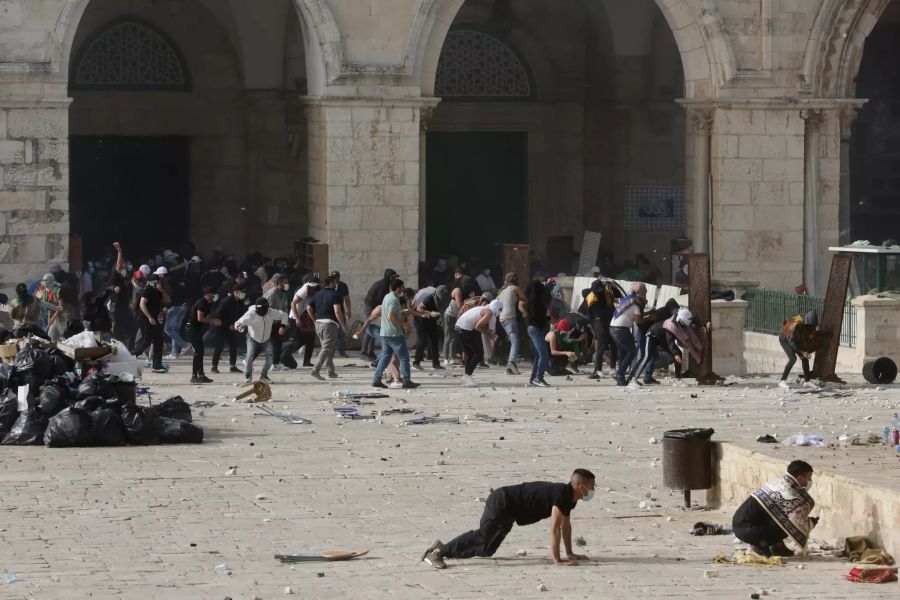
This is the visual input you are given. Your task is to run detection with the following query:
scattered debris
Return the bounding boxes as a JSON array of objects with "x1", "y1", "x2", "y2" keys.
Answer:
[
  {"x1": 258, "y1": 405, "x2": 313, "y2": 424},
  {"x1": 275, "y1": 549, "x2": 369, "y2": 563},
  {"x1": 703, "y1": 570, "x2": 719, "y2": 579},
  {"x1": 402, "y1": 415, "x2": 460, "y2": 426},
  {"x1": 782, "y1": 434, "x2": 826, "y2": 447},
  {"x1": 225, "y1": 466, "x2": 238, "y2": 476},
  {"x1": 214, "y1": 563, "x2": 232, "y2": 575},
  {"x1": 235, "y1": 380, "x2": 272, "y2": 403},
  {"x1": 2, "y1": 569, "x2": 15, "y2": 584},
  {"x1": 537, "y1": 583, "x2": 548, "y2": 592},
  {"x1": 575, "y1": 536, "x2": 587, "y2": 547},
  {"x1": 690, "y1": 522, "x2": 732, "y2": 536},
  {"x1": 756, "y1": 434, "x2": 778, "y2": 444},
  {"x1": 465, "y1": 413, "x2": 514, "y2": 423},
  {"x1": 516, "y1": 549, "x2": 528, "y2": 557},
  {"x1": 846, "y1": 567, "x2": 898, "y2": 583},
  {"x1": 333, "y1": 407, "x2": 376, "y2": 420}
]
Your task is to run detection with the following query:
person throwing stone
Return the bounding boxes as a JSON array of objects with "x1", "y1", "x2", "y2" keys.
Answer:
[{"x1": 421, "y1": 469, "x2": 595, "y2": 569}]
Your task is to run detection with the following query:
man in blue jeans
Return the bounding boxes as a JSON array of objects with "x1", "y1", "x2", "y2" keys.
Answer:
[
  {"x1": 372, "y1": 279, "x2": 420, "y2": 389},
  {"x1": 609, "y1": 283, "x2": 648, "y2": 386},
  {"x1": 523, "y1": 275, "x2": 551, "y2": 387}
]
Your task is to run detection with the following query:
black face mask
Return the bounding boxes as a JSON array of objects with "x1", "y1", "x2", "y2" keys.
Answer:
[{"x1": 256, "y1": 306, "x2": 269, "y2": 316}]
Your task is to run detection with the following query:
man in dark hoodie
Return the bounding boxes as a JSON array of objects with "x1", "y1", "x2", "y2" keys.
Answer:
[
  {"x1": 360, "y1": 268, "x2": 398, "y2": 359},
  {"x1": 210, "y1": 285, "x2": 247, "y2": 374},
  {"x1": 778, "y1": 310, "x2": 819, "y2": 389}
]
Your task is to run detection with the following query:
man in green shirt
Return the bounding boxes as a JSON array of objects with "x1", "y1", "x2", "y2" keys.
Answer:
[{"x1": 372, "y1": 279, "x2": 420, "y2": 389}]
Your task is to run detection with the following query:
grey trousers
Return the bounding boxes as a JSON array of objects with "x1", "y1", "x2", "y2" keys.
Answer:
[{"x1": 314, "y1": 320, "x2": 339, "y2": 375}]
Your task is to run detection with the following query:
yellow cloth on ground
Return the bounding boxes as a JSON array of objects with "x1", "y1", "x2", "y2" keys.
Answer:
[{"x1": 712, "y1": 551, "x2": 783, "y2": 567}]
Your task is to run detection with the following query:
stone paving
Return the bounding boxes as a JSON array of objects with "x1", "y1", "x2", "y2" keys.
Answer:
[{"x1": 0, "y1": 358, "x2": 897, "y2": 599}]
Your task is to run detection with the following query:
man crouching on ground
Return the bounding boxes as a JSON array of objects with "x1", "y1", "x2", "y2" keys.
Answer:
[{"x1": 421, "y1": 469, "x2": 595, "y2": 569}]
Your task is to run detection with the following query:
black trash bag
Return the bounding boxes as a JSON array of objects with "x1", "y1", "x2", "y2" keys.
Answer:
[
  {"x1": 38, "y1": 383, "x2": 69, "y2": 417},
  {"x1": 90, "y1": 407, "x2": 127, "y2": 446},
  {"x1": 13, "y1": 347, "x2": 53, "y2": 385},
  {"x1": 0, "y1": 363, "x2": 15, "y2": 394},
  {"x1": 663, "y1": 428, "x2": 715, "y2": 440},
  {"x1": 158, "y1": 417, "x2": 204, "y2": 444},
  {"x1": 1, "y1": 408, "x2": 48, "y2": 445},
  {"x1": 0, "y1": 391, "x2": 18, "y2": 436},
  {"x1": 72, "y1": 395, "x2": 104, "y2": 412},
  {"x1": 49, "y1": 354, "x2": 73, "y2": 377},
  {"x1": 120, "y1": 402, "x2": 160, "y2": 445},
  {"x1": 44, "y1": 407, "x2": 95, "y2": 447},
  {"x1": 47, "y1": 347, "x2": 75, "y2": 371},
  {"x1": 157, "y1": 396, "x2": 192, "y2": 423},
  {"x1": 77, "y1": 373, "x2": 116, "y2": 400}
]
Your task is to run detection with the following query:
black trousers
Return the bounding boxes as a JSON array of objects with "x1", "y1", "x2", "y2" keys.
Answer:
[
  {"x1": 134, "y1": 319, "x2": 163, "y2": 369},
  {"x1": 444, "y1": 489, "x2": 515, "y2": 559},
  {"x1": 270, "y1": 322, "x2": 284, "y2": 366},
  {"x1": 458, "y1": 329, "x2": 483, "y2": 376},
  {"x1": 213, "y1": 328, "x2": 239, "y2": 369},
  {"x1": 112, "y1": 307, "x2": 137, "y2": 350},
  {"x1": 779, "y1": 332, "x2": 810, "y2": 380},
  {"x1": 592, "y1": 316, "x2": 616, "y2": 372},
  {"x1": 192, "y1": 331, "x2": 206, "y2": 376},
  {"x1": 414, "y1": 317, "x2": 441, "y2": 366},
  {"x1": 12, "y1": 325, "x2": 49, "y2": 341}
]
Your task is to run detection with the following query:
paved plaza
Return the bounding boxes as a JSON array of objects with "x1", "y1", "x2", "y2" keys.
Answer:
[{"x1": 0, "y1": 359, "x2": 897, "y2": 599}]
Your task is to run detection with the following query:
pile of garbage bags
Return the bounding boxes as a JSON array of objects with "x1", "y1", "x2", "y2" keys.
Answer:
[{"x1": 0, "y1": 342, "x2": 203, "y2": 447}]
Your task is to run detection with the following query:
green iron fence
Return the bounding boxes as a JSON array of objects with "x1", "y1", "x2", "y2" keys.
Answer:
[{"x1": 743, "y1": 289, "x2": 856, "y2": 347}]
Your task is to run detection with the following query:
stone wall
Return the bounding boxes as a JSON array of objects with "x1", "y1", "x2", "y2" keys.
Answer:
[
  {"x1": 0, "y1": 102, "x2": 70, "y2": 287},
  {"x1": 709, "y1": 442, "x2": 900, "y2": 560},
  {"x1": 305, "y1": 99, "x2": 428, "y2": 308}
]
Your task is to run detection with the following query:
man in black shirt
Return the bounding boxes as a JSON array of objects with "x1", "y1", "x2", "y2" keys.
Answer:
[
  {"x1": 331, "y1": 271, "x2": 352, "y2": 358},
  {"x1": 210, "y1": 285, "x2": 246, "y2": 374},
  {"x1": 421, "y1": 469, "x2": 595, "y2": 569},
  {"x1": 133, "y1": 274, "x2": 166, "y2": 372},
  {"x1": 310, "y1": 275, "x2": 347, "y2": 380},
  {"x1": 523, "y1": 275, "x2": 552, "y2": 386},
  {"x1": 189, "y1": 286, "x2": 221, "y2": 383}
]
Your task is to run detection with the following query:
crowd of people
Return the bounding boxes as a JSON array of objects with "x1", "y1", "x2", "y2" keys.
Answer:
[{"x1": 0, "y1": 242, "x2": 725, "y2": 389}]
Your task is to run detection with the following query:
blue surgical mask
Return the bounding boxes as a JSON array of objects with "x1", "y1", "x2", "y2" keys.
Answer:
[
  {"x1": 582, "y1": 489, "x2": 594, "y2": 502},
  {"x1": 238, "y1": 292, "x2": 246, "y2": 300}
]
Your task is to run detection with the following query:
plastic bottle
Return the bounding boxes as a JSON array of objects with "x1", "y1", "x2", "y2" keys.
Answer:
[
  {"x1": 885, "y1": 426, "x2": 892, "y2": 446},
  {"x1": 2, "y1": 569, "x2": 15, "y2": 584},
  {"x1": 893, "y1": 413, "x2": 900, "y2": 445}
]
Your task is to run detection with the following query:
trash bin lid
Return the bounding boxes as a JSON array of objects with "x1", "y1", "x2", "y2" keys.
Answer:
[{"x1": 663, "y1": 428, "x2": 715, "y2": 440}]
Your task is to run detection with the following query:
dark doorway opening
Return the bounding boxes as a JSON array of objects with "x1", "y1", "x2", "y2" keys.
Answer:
[
  {"x1": 70, "y1": 135, "x2": 191, "y2": 260},
  {"x1": 426, "y1": 132, "x2": 527, "y2": 269}
]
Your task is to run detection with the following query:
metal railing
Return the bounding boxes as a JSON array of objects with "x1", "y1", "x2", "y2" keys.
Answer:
[{"x1": 743, "y1": 289, "x2": 856, "y2": 347}]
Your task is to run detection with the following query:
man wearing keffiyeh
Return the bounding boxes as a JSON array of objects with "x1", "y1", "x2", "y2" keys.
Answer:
[{"x1": 732, "y1": 460, "x2": 818, "y2": 558}]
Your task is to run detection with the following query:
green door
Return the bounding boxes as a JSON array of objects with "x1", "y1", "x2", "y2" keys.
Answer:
[{"x1": 426, "y1": 132, "x2": 527, "y2": 267}]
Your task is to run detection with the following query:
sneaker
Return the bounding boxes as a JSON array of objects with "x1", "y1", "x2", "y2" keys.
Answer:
[
  {"x1": 432, "y1": 364, "x2": 445, "y2": 370},
  {"x1": 372, "y1": 380, "x2": 388, "y2": 389},
  {"x1": 527, "y1": 380, "x2": 536, "y2": 387},
  {"x1": 210, "y1": 367, "x2": 220, "y2": 374},
  {"x1": 750, "y1": 544, "x2": 772, "y2": 558},
  {"x1": 200, "y1": 375, "x2": 214, "y2": 384},
  {"x1": 534, "y1": 379, "x2": 551, "y2": 388},
  {"x1": 229, "y1": 366, "x2": 242, "y2": 373},
  {"x1": 412, "y1": 362, "x2": 423, "y2": 371},
  {"x1": 151, "y1": 367, "x2": 169, "y2": 374},
  {"x1": 302, "y1": 362, "x2": 314, "y2": 368},
  {"x1": 190, "y1": 376, "x2": 206, "y2": 384},
  {"x1": 328, "y1": 371, "x2": 338, "y2": 379},
  {"x1": 421, "y1": 541, "x2": 446, "y2": 569},
  {"x1": 442, "y1": 359, "x2": 452, "y2": 367},
  {"x1": 615, "y1": 376, "x2": 627, "y2": 387},
  {"x1": 586, "y1": 371, "x2": 599, "y2": 380},
  {"x1": 310, "y1": 371, "x2": 325, "y2": 381},
  {"x1": 260, "y1": 376, "x2": 272, "y2": 384},
  {"x1": 166, "y1": 353, "x2": 179, "y2": 360},
  {"x1": 508, "y1": 362, "x2": 520, "y2": 375},
  {"x1": 388, "y1": 381, "x2": 403, "y2": 389},
  {"x1": 642, "y1": 376, "x2": 661, "y2": 385},
  {"x1": 402, "y1": 381, "x2": 421, "y2": 389},
  {"x1": 462, "y1": 375, "x2": 478, "y2": 388},
  {"x1": 271, "y1": 364, "x2": 286, "y2": 372},
  {"x1": 245, "y1": 377, "x2": 252, "y2": 384},
  {"x1": 777, "y1": 380, "x2": 790, "y2": 390},
  {"x1": 769, "y1": 541, "x2": 795, "y2": 557},
  {"x1": 477, "y1": 362, "x2": 489, "y2": 369},
  {"x1": 505, "y1": 367, "x2": 516, "y2": 375}
]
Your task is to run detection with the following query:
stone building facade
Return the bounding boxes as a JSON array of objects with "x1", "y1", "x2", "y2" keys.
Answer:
[{"x1": 0, "y1": 0, "x2": 897, "y2": 301}]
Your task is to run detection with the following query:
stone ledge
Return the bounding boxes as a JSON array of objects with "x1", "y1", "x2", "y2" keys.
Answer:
[{"x1": 708, "y1": 442, "x2": 900, "y2": 559}]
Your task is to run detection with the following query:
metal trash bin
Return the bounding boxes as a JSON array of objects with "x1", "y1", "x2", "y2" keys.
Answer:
[{"x1": 662, "y1": 428, "x2": 714, "y2": 508}]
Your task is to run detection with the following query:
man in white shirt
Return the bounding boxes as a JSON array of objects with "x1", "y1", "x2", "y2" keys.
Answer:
[
  {"x1": 608, "y1": 282, "x2": 648, "y2": 386},
  {"x1": 475, "y1": 268, "x2": 497, "y2": 296},
  {"x1": 235, "y1": 297, "x2": 289, "y2": 383}
]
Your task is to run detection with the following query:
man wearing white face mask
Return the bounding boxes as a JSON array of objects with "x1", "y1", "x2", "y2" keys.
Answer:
[
  {"x1": 422, "y1": 469, "x2": 596, "y2": 569},
  {"x1": 732, "y1": 460, "x2": 818, "y2": 558},
  {"x1": 210, "y1": 285, "x2": 246, "y2": 374}
]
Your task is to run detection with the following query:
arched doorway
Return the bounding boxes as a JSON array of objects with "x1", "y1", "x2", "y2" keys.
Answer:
[
  {"x1": 66, "y1": 0, "x2": 312, "y2": 265},
  {"x1": 422, "y1": 0, "x2": 687, "y2": 282}
]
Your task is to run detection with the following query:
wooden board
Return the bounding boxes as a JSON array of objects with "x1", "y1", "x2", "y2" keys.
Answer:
[{"x1": 813, "y1": 254, "x2": 853, "y2": 383}]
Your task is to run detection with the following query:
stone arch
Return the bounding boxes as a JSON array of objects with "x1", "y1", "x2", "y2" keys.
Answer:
[
  {"x1": 804, "y1": 0, "x2": 894, "y2": 98},
  {"x1": 410, "y1": 0, "x2": 732, "y2": 99},
  {"x1": 50, "y1": 0, "x2": 339, "y2": 94}
]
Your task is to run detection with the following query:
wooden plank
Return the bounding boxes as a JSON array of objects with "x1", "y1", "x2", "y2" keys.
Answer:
[{"x1": 813, "y1": 254, "x2": 853, "y2": 383}]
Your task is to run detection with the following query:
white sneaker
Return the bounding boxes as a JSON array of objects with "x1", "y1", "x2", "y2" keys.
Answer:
[
  {"x1": 778, "y1": 380, "x2": 790, "y2": 390},
  {"x1": 462, "y1": 375, "x2": 478, "y2": 388},
  {"x1": 388, "y1": 381, "x2": 403, "y2": 389},
  {"x1": 166, "y1": 353, "x2": 178, "y2": 360}
]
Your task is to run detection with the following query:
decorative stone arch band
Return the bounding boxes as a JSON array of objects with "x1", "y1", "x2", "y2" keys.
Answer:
[
  {"x1": 49, "y1": 0, "x2": 338, "y2": 94},
  {"x1": 803, "y1": 0, "x2": 895, "y2": 98},
  {"x1": 409, "y1": 0, "x2": 735, "y2": 99}
]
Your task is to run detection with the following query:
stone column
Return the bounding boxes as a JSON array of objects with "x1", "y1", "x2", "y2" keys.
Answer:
[
  {"x1": 801, "y1": 109, "x2": 824, "y2": 296},
  {"x1": 303, "y1": 97, "x2": 437, "y2": 306},
  {"x1": 418, "y1": 104, "x2": 437, "y2": 263},
  {"x1": 0, "y1": 98, "x2": 71, "y2": 287},
  {"x1": 838, "y1": 104, "x2": 862, "y2": 246},
  {"x1": 686, "y1": 107, "x2": 713, "y2": 253}
]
